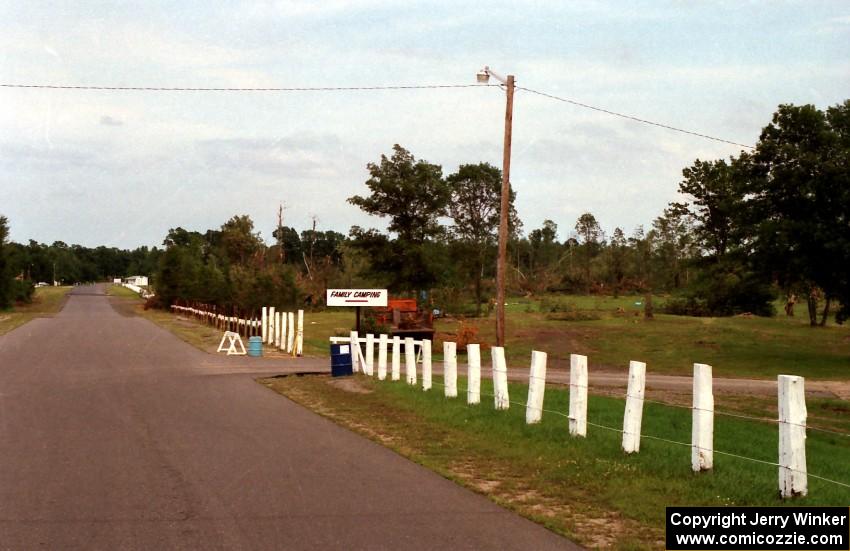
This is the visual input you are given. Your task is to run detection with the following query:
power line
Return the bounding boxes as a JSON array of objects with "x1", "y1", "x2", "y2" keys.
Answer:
[
  {"x1": 0, "y1": 83, "x2": 495, "y2": 92},
  {"x1": 1, "y1": 80, "x2": 756, "y2": 149},
  {"x1": 515, "y1": 85, "x2": 755, "y2": 150}
]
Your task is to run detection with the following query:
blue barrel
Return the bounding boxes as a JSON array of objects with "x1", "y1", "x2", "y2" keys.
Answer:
[
  {"x1": 330, "y1": 343, "x2": 353, "y2": 377},
  {"x1": 248, "y1": 336, "x2": 263, "y2": 357}
]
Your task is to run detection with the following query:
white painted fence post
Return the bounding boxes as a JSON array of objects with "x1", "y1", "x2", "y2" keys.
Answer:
[
  {"x1": 278, "y1": 312, "x2": 286, "y2": 352},
  {"x1": 296, "y1": 309, "x2": 304, "y2": 356},
  {"x1": 492, "y1": 346, "x2": 510, "y2": 410},
  {"x1": 692, "y1": 363, "x2": 714, "y2": 472},
  {"x1": 467, "y1": 343, "x2": 481, "y2": 405},
  {"x1": 622, "y1": 361, "x2": 646, "y2": 454},
  {"x1": 404, "y1": 337, "x2": 416, "y2": 385},
  {"x1": 261, "y1": 307, "x2": 268, "y2": 343},
  {"x1": 391, "y1": 336, "x2": 401, "y2": 381},
  {"x1": 421, "y1": 339, "x2": 432, "y2": 391},
  {"x1": 287, "y1": 312, "x2": 295, "y2": 353},
  {"x1": 569, "y1": 354, "x2": 588, "y2": 437},
  {"x1": 275, "y1": 312, "x2": 282, "y2": 348},
  {"x1": 350, "y1": 331, "x2": 360, "y2": 373},
  {"x1": 267, "y1": 307, "x2": 276, "y2": 345},
  {"x1": 364, "y1": 333, "x2": 375, "y2": 376},
  {"x1": 443, "y1": 341, "x2": 458, "y2": 398},
  {"x1": 526, "y1": 351, "x2": 548, "y2": 424},
  {"x1": 779, "y1": 375, "x2": 807, "y2": 498},
  {"x1": 377, "y1": 334, "x2": 388, "y2": 380}
]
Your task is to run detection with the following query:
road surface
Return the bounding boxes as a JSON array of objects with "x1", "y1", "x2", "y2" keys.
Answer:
[{"x1": 0, "y1": 285, "x2": 578, "y2": 550}]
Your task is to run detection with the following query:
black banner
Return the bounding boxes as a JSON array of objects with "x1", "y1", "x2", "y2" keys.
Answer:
[{"x1": 667, "y1": 507, "x2": 849, "y2": 550}]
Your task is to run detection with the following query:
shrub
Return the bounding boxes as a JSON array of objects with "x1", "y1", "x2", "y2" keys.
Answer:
[
  {"x1": 662, "y1": 265, "x2": 776, "y2": 317},
  {"x1": 538, "y1": 296, "x2": 580, "y2": 313},
  {"x1": 13, "y1": 280, "x2": 34, "y2": 304},
  {"x1": 360, "y1": 314, "x2": 390, "y2": 335}
]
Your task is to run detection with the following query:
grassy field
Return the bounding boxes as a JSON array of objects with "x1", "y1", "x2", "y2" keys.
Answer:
[
  {"x1": 329, "y1": 294, "x2": 850, "y2": 380},
  {"x1": 432, "y1": 295, "x2": 850, "y2": 380},
  {"x1": 262, "y1": 373, "x2": 850, "y2": 549},
  {"x1": 118, "y1": 291, "x2": 850, "y2": 380},
  {"x1": 0, "y1": 286, "x2": 72, "y2": 336}
]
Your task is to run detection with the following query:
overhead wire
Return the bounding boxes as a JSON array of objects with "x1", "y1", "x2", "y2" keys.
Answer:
[
  {"x1": 0, "y1": 83, "x2": 496, "y2": 92},
  {"x1": 2, "y1": 80, "x2": 754, "y2": 149},
  {"x1": 515, "y1": 84, "x2": 755, "y2": 150}
]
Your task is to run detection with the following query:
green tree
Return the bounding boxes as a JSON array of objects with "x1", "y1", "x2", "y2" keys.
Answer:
[
  {"x1": 446, "y1": 162, "x2": 519, "y2": 315},
  {"x1": 670, "y1": 156, "x2": 775, "y2": 317},
  {"x1": 348, "y1": 144, "x2": 450, "y2": 242},
  {"x1": 672, "y1": 157, "x2": 748, "y2": 261},
  {"x1": 650, "y1": 208, "x2": 696, "y2": 290},
  {"x1": 606, "y1": 227, "x2": 627, "y2": 296},
  {"x1": 348, "y1": 145, "x2": 451, "y2": 294},
  {"x1": 574, "y1": 212, "x2": 603, "y2": 293},
  {"x1": 0, "y1": 216, "x2": 12, "y2": 308},
  {"x1": 156, "y1": 227, "x2": 205, "y2": 306},
  {"x1": 749, "y1": 101, "x2": 850, "y2": 324},
  {"x1": 220, "y1": 215, "x2": 262, "y2": 266},
  {"x1": 272, "y1": 226, "x2": 302, "y2": 265},
  {"x1": 528, "y1": 220, "x2": 560, "y2": 272}
]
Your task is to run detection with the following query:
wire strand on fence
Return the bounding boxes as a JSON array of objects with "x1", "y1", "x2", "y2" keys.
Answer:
[
  {"x1": 512, "y1": 372, "x2": 850, "y2": 438},
  {"x1": 396, "y1": 375, "x2": 850, "y2": 492}
]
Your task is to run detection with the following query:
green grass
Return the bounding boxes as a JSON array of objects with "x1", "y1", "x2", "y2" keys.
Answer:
[
  {"x1": 301, "y1": 310, "x2": 357, "y2": 356},
  {"x1": 106, "y1": 284, "x2": 144, "y2": 298},
  {"x1": 431, "y1": 294, "x2": 850, "y2": 380},
  {"x1": 0, "y1": 286, "x2": 72, "y2": 336},
  {"x1": 263, "y1": 373, "x2": 850, "y2": 549}
]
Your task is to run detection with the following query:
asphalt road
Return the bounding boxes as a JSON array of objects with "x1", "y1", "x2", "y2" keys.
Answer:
[{"x1": 0, "y1": 285, "x2": 578, "y2": 550}]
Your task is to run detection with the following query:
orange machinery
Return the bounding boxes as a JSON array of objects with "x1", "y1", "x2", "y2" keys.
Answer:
[{"x1": 371, "y1": 298, "x2": 434, "y2": 339}]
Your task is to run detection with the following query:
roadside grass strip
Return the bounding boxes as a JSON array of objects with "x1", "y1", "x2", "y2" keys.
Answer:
[
  {"x1": 0, "y1": 286, "x2": 72, "y2": 336},
  {"x1": 262, "y1": 372, "x2": 850, "y2": 549}
]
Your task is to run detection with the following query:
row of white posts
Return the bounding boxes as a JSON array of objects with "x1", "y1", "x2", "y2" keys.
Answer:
[
  {"x1": 331, "y1": 333, "x2": 810, "y2": 499},
  {"x1": 121, "y1": 282, "x2": 153, "y2": 298},
  {"x1": 171, "y1": 305, "x2": 260, "y2": 333},
  {"x1": 261, "y1": 307, "x2": 304, "y2": 356}
]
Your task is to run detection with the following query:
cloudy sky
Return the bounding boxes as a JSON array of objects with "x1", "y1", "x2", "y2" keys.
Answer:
[{"x1": 2, "y1": 1, "x2": 848, "y2": 249}]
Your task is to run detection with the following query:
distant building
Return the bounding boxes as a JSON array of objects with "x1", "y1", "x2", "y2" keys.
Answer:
[{"x1": 124, "y1": 276, "x2": 149, "y2": 287}]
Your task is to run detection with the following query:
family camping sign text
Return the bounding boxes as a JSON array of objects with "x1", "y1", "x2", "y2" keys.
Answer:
[{"x1": 326, "y1": 289, "x2": 388, "y2": 307}]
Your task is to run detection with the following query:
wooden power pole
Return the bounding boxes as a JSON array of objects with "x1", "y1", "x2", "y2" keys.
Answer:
[{"x1": 495, "y1": 74, "x2": 515, "y2": 347}]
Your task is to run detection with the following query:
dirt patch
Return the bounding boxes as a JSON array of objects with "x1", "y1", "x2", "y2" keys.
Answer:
[
  {"x1": 695, "y1": 339, "x2": 719, "y2": 349},
  {"x1": 447, "y1": 460, "x2": 638, "y2": 548},
  {"x1": 326, "y1": 377, "x2": 373, "y2": 394}
]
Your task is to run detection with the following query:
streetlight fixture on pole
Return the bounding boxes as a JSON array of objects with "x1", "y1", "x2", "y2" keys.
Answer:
[{"x1": 477, "y1": 65, "x2": 514, "y2": 347}]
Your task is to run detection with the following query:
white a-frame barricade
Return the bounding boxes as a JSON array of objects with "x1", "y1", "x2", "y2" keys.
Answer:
[{"x1": 217, "y1": 331, "x2": 247, "y2": 356}]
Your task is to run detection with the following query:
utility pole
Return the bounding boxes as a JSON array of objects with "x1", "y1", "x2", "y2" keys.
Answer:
[
  {"x1": 494, "y1": 74, "x2": 515, "y2": 347},
  {"x1": 478, "y1": 66, "x2": 515, "y2": 347},
  {"x1": 277, "y1": 203, "x2": 285, "y2": 263}
]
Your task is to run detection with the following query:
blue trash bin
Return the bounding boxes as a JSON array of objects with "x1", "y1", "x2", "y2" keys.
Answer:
[
  {"x1": 330, "y1": 343, "x2": 353, "y2": 377},
  {"x1": 248, "y1": 336, "x2": 263, "y2": 357}
]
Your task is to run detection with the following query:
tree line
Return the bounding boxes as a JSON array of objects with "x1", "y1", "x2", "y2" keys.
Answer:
[
  {"x1": 0, "y1": 216, "x2": 161, "y2": 308},
  {"x1": 2, "y1": 100, "x2": 847, "y2": 324}
]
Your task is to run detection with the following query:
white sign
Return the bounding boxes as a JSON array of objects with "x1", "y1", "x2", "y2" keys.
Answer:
[{"x1": 327, "y1": 289, "x2": 388, "y2": 307}]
